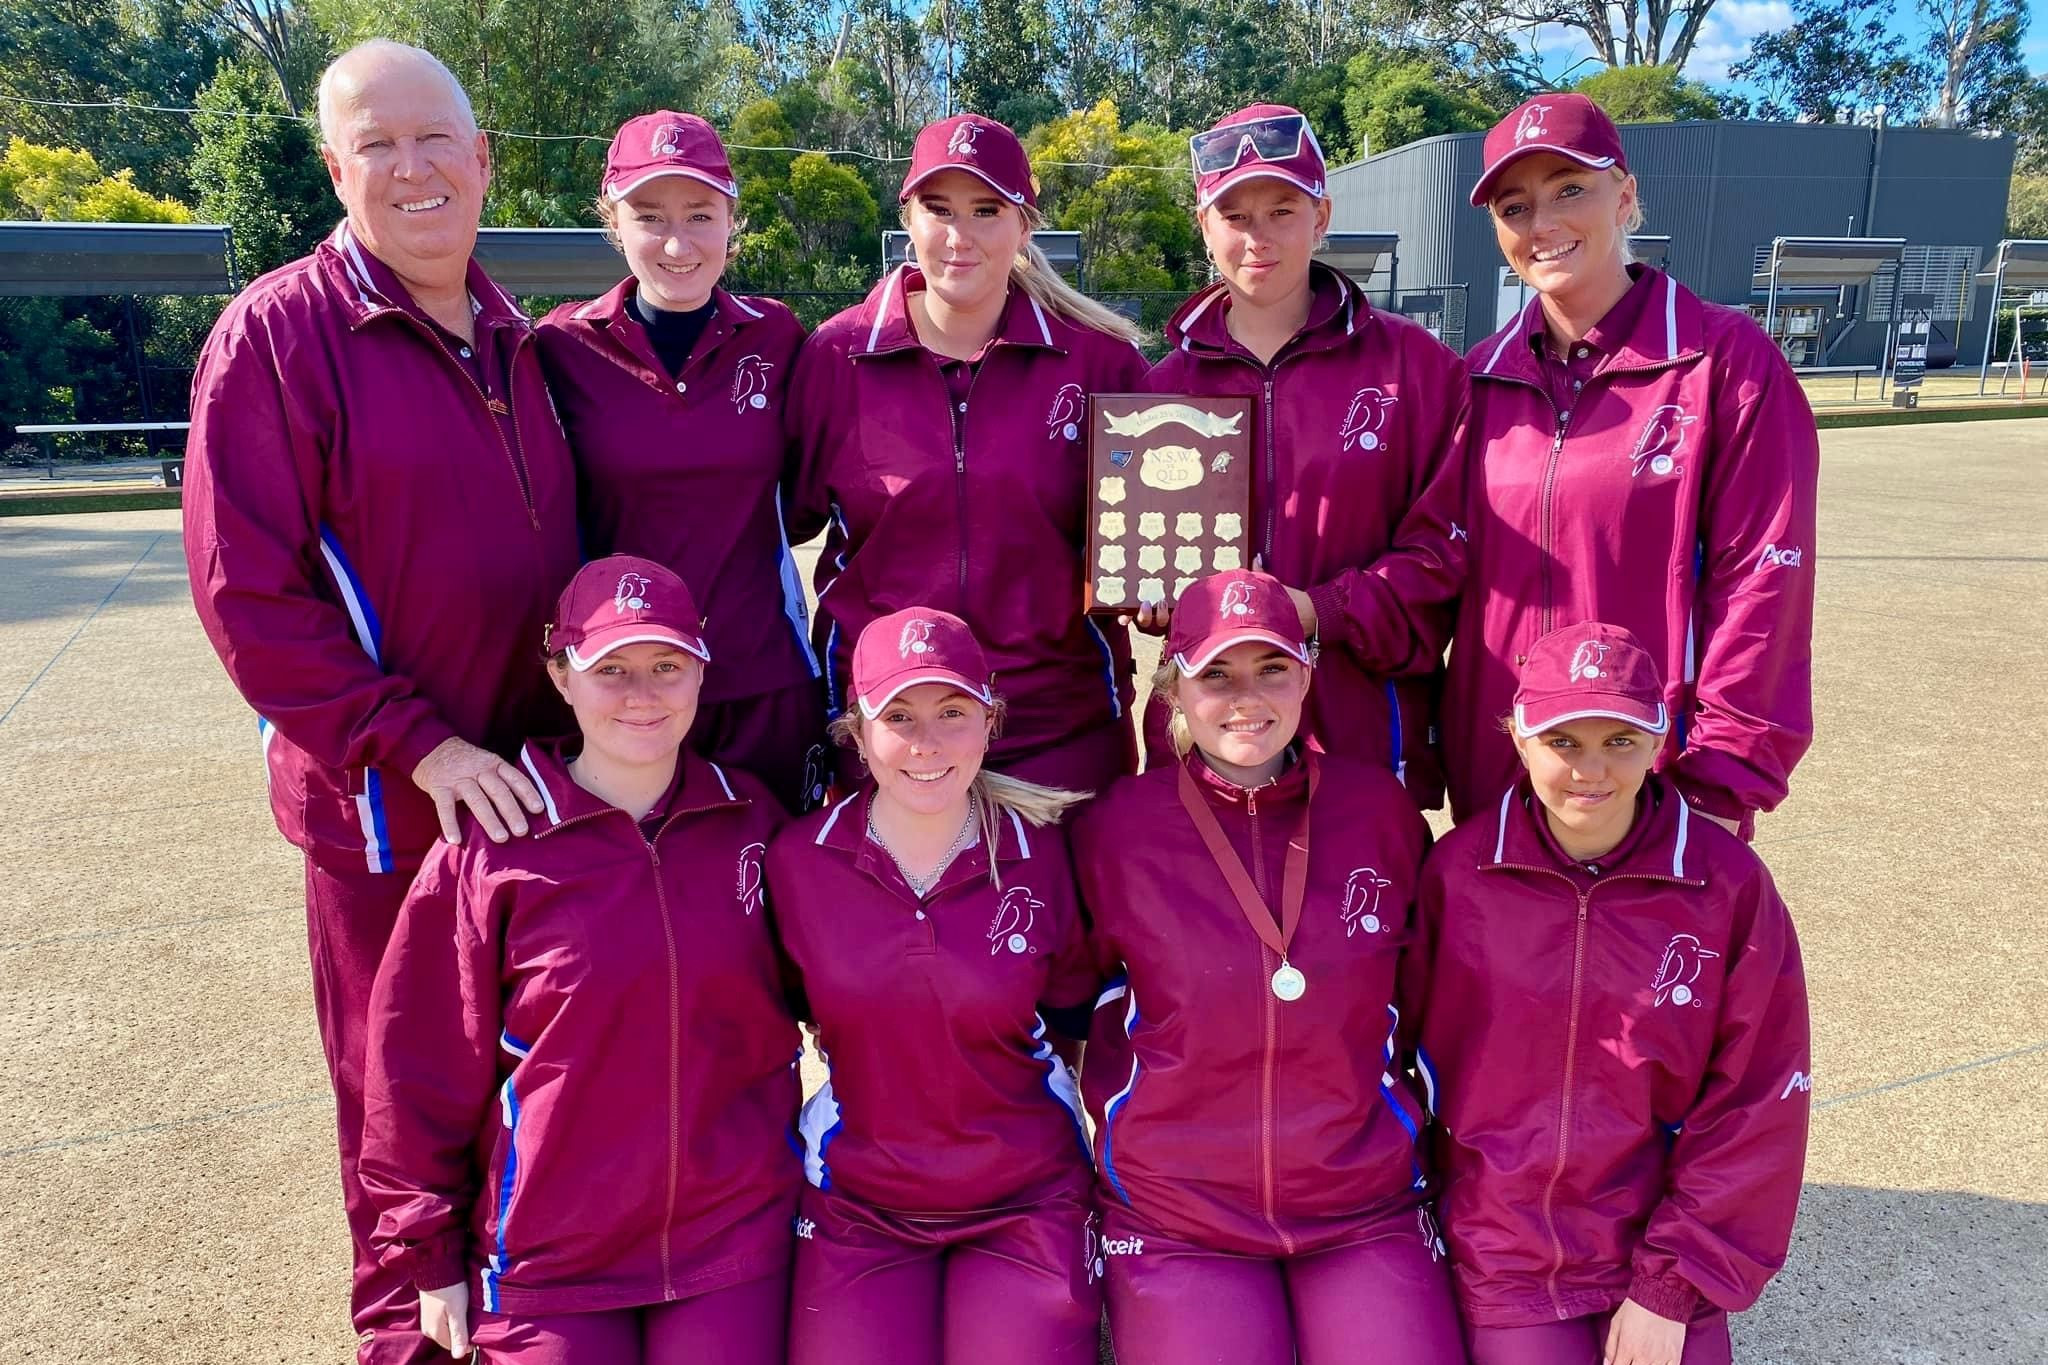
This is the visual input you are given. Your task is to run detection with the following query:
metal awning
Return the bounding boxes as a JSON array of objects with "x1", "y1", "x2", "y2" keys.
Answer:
[
  {"x1": 1752, "y1": 236, "x2": 1906, "y2": 291},
  {"x1": 1321, "y1": 231, "x2": 1397, "y2": 285},
  {"x1": 470, "y1": 228, "x2": 622, "y2": 296},
  {"x1": 1974, "y1": 239, "x2": 2048, "y2": 289},
  {"x1": 882, "y1": 229, "x2": 1084, "y2": 281},
  {"x1": 1629, "y1": 235, "x2": 1671, "y2": 268},
  {"x1": 0, "y1": 221, "x2": 237, "y2": 295}
]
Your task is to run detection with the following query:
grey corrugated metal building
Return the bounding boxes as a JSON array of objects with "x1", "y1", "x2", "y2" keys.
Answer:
[{"x1": 1328, "y1": 120, "x2": 2016, "y2": 366}]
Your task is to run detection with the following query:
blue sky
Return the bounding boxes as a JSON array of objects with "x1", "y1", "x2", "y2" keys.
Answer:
[{"x1": 1529, "y1": 0, "x2": 2048, "y2": 92}]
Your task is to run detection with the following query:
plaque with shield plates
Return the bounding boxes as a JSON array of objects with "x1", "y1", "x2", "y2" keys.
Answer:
[{"x1": 1083, "y1": 394, "x2": 1254, "y2": 614}]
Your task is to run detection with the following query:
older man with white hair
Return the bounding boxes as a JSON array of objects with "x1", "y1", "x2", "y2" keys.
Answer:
[{"x1": 182, "y1": 39, "x2": 580, "y2": 1363}]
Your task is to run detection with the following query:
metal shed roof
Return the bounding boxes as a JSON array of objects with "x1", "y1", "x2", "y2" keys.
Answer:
[
  {"x1": 1629, "y1": 235, "x2": 1672, "y2": 268},
  {"x1": 0, "y1": 221, "x2": 236, "y2": 296}
]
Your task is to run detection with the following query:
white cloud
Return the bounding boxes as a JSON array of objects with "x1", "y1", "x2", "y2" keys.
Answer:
[{"x1": 1684, "y1": 0, "x2": 1795, "y2": 84}]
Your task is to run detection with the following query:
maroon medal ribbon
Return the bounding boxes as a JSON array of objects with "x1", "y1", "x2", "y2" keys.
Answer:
[{"x1": 1176, "y1": 756, "x2": 1317, "y2": 1000}]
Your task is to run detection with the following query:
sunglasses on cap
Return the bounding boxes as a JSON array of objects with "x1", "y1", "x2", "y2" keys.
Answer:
[{"x1": 1189, "y1": 113, "x2": 1311, "y2": 176}]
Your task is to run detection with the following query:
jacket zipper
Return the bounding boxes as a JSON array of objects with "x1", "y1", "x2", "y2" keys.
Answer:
[
  {"x1": 646, "y1": 836, "x2": 682, "y2": 1299},
  {"x1": 1539, "y1": 885, "x2": 1591, "y2": 1318},
  {"x1": 420, "y1": 321, "x2": 540, "y2": 531},
  {"x1": 1243, "y1": 786, "x2": 1295, "y2": 1254},
  {"x1": 948, "y1": 355, "x2": 993, "y2": 603},
  {"x1": 1538, "y1": 405, "x2": 1570, "y2": 637},
  {"x1": 1261, "y1": 378, "x2": 1278, "y2": 560}
]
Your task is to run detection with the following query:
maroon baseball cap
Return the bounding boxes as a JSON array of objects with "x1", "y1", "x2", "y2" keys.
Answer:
[
  {"x1": 548, "y1": 555, "x2": 709, "y2": 671},
  {"x1": 899, "y1": 114, "x2": 1036, "y2": 208},
  {"x1": 1169, "y1": 569, "x2": 1312, "y2": 674},
  {"x1": 603, "y1": 111, "x2": 738, "y2": 202},
  {"x1": 851, "y1": 608, "x2": 995, "y2": 718},
  {"x1": 1512, "y1": 622, "x2": 1667, "y2": 738},
  {"x1": 1470, "y1": 93, "x2": 1628, "y2": 208},
  {"x1": 1190, "y1": 104, "x2": 1327, "y2": 211}
]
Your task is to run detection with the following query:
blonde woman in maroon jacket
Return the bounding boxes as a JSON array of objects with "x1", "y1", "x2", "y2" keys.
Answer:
[
  {"x1": 1414, "y1": 623, "x2": 1810, "y2": 1365},
  {"x1": 787, "y1": 113, "x2": 1149, "y2": 799},
  {"x1": 360, "y1": 557, "x2": 799, "y2": 1365},
  {"x1": 1072, "y1": 569, "x2": 1461, "y2": 1364}
]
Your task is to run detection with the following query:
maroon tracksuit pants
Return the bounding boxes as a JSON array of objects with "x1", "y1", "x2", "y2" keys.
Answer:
[
  {"x1": 469, "y1": 1271, "x2": 790, "y2": 1364},
  {"x1": 1466, "y1": 1306, "x2": 1733, "y2": 1365},
  {"x1": 304, "y1": 857, "x2": 436, "y2": 1365},
  {"x1": 787, "y1": 1178, "x2": 1101, "y2": 1365},
  {"x1": 1100, "y1": 1202, "x2": 1465, "y2": 1365}
]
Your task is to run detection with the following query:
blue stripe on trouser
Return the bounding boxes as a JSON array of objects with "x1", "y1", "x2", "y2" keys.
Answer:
[
  {"x1": 1384, "y1": 679, "x2": 1406, "y2": 785},
  {"x1": 1099, "y1": 987, "x2": 1141, "y2": 1203},
  {"x1": 1085, "y1": 617, "x2": 1123, "y2": 719}
]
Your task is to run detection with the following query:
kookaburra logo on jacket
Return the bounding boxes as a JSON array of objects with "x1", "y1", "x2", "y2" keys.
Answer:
[
  {"x1": 948, "y1": 121, "x2": 983, "y2": 157},
  {"x1": 1046, "y1": 383, "x2": 1084, "y2": 441},
  {"x1": 1628, "y1": 403, "x2": 1698, "y2": 477},
  {"x1": 1341, "y1": 867, "x2": 1392, "y2": 936},
  {"x1": 1651, "y1": 932, "x2": 1720, "y2": 1007},
  {"x1": 1339, "y1": 387, "x2": 1398, "y2": 452},
  {"x1": 736, "y1": 842, "x2": 766, "y2": 916},
  {"x1": 731, "y1": 354, "x2": 774, "y2": 413},
  {"x1": 615, "y1": 572, "x2": 652, "y2": 612},
  {"x1": 987, "y1": 885, "x2": 1043, "y2": 954},
  {"x1": 899, "y1": 618, "x2": 937, "y2": 656}
]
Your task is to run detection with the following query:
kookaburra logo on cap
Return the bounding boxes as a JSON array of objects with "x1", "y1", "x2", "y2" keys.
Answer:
[
  {"x1": 1219, "y1": 580, "x2": 1257, "y2": 618},
  {"x1": 615, "y1": 572, "x2": 652, "y2": 612},
  {"x1": 1568, "y1": 639, "x2": 1609, "y2": 681},
  {"x1": 948, "y1": 121, "x2": 983, "y2": 157},
  {"x1": 651, "y1": 124, "x2": 688, "y2": 157},
  {"x1": 1514, "y1": 104, "x2": 1549, "y2": 143},
  {"x1": 899, "y1": 617, "x2": 937, "y2": 656}
]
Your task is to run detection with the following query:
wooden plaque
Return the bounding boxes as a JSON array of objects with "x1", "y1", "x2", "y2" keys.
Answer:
[{"x1": 1084, "y1": 394, "x2": 1255, "y2": 614}]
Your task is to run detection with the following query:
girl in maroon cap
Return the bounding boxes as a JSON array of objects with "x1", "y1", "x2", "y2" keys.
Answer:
[
  {"x1": 1072, "y1": 568, "x2": 1462, "y2": 1364},
  {"x1": 536, "y1": 111, "x2": 826, "y2": 815},
  {"x1": 786, "y1": 113, "x2": 1150, "y2": 801},
  {"x1": 766, "y1": 607, "x2": 1103, "y2": 1365},
  {"x1": 1414, "y1": 621, "x2": 1810, "y2": 1365},
  {"x1": 1139, "y1": 104, "x2": 1470, "y2": 811},
  {"x1": 1444, "y1": 93, "x2": 1818, "y2": 837},
  {"x1": 359, "y1": 555, "x2": 801, "y2": 1365}
]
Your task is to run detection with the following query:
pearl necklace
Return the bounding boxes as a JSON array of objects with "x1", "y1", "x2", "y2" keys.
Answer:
[{"x1": 868, "y1": 793, "x2": 980, "y2": 898}]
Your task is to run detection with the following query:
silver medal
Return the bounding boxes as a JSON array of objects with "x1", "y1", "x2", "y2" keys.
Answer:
[{"x1": 1271, "y1": 963, "x2": 1307, "y2": 1002}]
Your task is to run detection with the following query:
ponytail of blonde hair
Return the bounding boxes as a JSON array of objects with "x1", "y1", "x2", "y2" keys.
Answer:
[{"x1": 1011, "y1": 206, "x2": 1147, "y2": 345}]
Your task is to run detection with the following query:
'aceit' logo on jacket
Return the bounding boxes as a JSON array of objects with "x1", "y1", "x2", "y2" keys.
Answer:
[
  {"x1": 1046, "y1": 383, "x2": 1084, "y2": 442},
  {"x1": 736, "y1": 842, "x2": 766, "y2": 916},
  {"x1": 1341, "y1": 867, "x2": 1392, "y2": 936},
  {"x1": 1650, "y1": 932, "x2": 1720, "y2": 1007},
  {"x1": 1627, "y1": 403, "x2": 1698, "y2": 478},
  {"x1": 1338, "y1": 387, "x2": 1398, "y2": 452},
  {"x1": 731, "y1": 354, "x2": 774, "y2": 414},
  {"x1": 615, "y1": 572, "x2": 652, "y2": 613},
  {"x1": 987, "y1": 885, "x2": 1042, "y2": 955},
  {"x1": 1754, "y1": 543, "x2": 1804, "y2": 573},
  {"x1": 898, "y1": 618, "x2": 937, "y2": 657}
]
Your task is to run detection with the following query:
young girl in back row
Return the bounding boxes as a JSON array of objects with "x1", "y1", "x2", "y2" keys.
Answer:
[{"x1": 1415, "y1": 622, "x2": 1810, "y2": 1365}]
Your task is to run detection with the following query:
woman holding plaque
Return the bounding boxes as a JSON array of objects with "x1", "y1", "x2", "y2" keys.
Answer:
[
  {"x1": 1142, "y1": 104, "x2": 1469, "y2": 808},
  {"x1": 786, "y1": 112, "x2": 1149, "y2": 799},
  {"x1": 769, "y1": 608, "x2": 1102, "y2": 1365},
  {"x1": 1071, "y1": 568, "x2": 1461, "y2": 1365},
  {"x1": 537, "y1": 111, "x2": 824, "y2": 813},
  {"x1": 1444, "y1": 93, "x2": 1817, "y2": 834}
]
